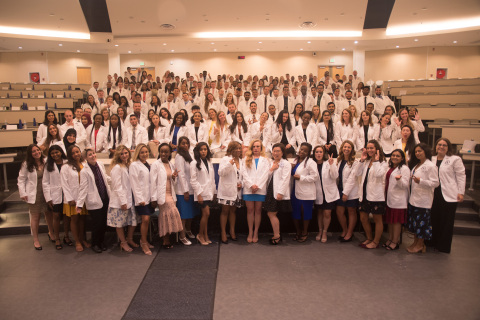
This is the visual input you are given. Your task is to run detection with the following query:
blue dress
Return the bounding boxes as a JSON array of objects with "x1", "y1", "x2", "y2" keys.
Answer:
[
  {"x1": 243, "y1": 158, "x2": 266, "y2": 202},
  {"x1": 291, "y1": 162, "x2": 314, "y2": 220}
]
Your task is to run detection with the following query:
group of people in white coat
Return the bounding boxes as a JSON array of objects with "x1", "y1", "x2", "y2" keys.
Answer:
[{"x1": 19, "y1": 128, "x2": 465, "y2": 254}]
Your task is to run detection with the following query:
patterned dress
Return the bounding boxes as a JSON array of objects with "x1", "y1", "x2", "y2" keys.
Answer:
[{"x1": 158, "y1": 163, "x2": 183, "y2": 237}]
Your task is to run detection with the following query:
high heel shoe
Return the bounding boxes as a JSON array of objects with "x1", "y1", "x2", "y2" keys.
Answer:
[
  {"x1": 33, "y1": 240, "x2": 42, "y2": 250},
  {"x1": 75, "y1": 243, "x2": 84, "y2": 252},
  {"x1": 365, "y1": 241, "x2": 379, "y2": 249},
  {"x1": 120, "y1": 241, "x2": 133, "y2": 252},
  {"x1": 140, "y1": 242, "x2": 152, "y2": 255},
  {"x1": 196, "y1": 235, "x2": 209, "y2": 246},
  {"x1": 386, "y1": 242, "x2": 399, "y2": 251},
  {"x1": 407, "y1": 245, "x2": 426, "y2": 253},
  {"x1": 297, "y1": 233, "x2": 308, "y2": 243},
  {"x1": 269, "y1": 235, "x2": 282, "y2": 245},
  {"x1": 180, "y1": 237, "x2": 192, "y2": 246},
  {"x1": 185, "y1": 230, "x2": 195, "y2": 239},
  {"x1": 126, "y1": 237, "x2": 139, "y2": 248},
  {"x1": 47, "y1": 233, "x2": 55, "y2": 243},
  {"x1": 63, "y1": 236, "x2": 73, "y2": 246},
  {"x1": 55, "y1": 240, "x2": 63, "y2": 250},
  {"x1": 321, "y1": 231, "x2": 328, "y2": 243},
  {"x1": 316, "y1": 230, "x2": 323, "y2": 241}
]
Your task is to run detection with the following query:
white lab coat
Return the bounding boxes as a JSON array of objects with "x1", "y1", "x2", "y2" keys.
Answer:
[
  {"x1": 241, "y1": 156, "x2": 271, "y2": 196},
  {"x1": 174, "y1": 153, "x2": 194, "y2": 195},
  {"x1": 337, "y1": 159, "x2": 360, "y2": 200},
  {"x1": 42, "y1": 160, "x2": 65, "y2": 205},
  {"x1": 314, "y1": 161, "x2": 340, "y2": 204},
  {"x1": 168, "y1": 125, "x2": 189, "y2": 146},
  {"x1": 85, "y1": 124, "x2": 108, "y2": 153},
  {"x1": 17, "y1": 162, "x2": 43, "y2": 204},
  {"x1": 150, "y1": 160, "x2": 177, "y2": 205},
  {"x1": 317, "y1": 122, "x2": 336, "y2": 146},
  {"x1": 269, "y1": 123, "x2": 296, "y2": 152},
  {"x1": 248, "y1": 121, "x2": 270, "y2": 149},
  {"x1": 409, "y1": 160, "x2": 439, "y2": 208},
  {"x1": 188, "y1": 123, "x2": 209, "y2": 149},
  {"x1": 358, "y1": 160, "x2": 389, "y2": 202},
  {"x1": 129, "y1": 160, "x2": 151, "y2": 206},
  {"x1": 59, "y1": 121, "x2": 87, "y2": 151},
  {"x1": 77, "y1": 162, "x2": 111, "y2": 210},
  {"x1": 208, "y1": 124, "x2": 230, "y2": 153},
  {"x1": 104, "y1": 126, "x2": 128, "y2": 151},
  {"x1": 229, "y1": 125, "x2": 250, "y2": 146},
  {"x1": 60, "y1": 163, "x2": 83, "y2": 204},
  {"x1": 355, "y1": 124, "x2": 376, "y2": 151},
  {"x1": 292, "y1": 158, "x2": 319, "y2": 200},
  {"x1": 125, "y1": 125, "x2": 149, "y2": 150},
  {"x1": 190, "y1": 159, "x2": 217, "y2": 201},
  {"x1": 218, "y1": 156, "x2": 243, "y2": 201},
  {"x1": 269, "y1": 159, "x2": 291, "y2": 200},
  {"x1": 294, "y1": 124, "x2": 318, "y2": 151},
  {"x1": 108, "y1": 164, "x2": 133, "y2": 209},
  {"x1": 374, "y1": 123, "x2": 395, "y2": 155},
  {"x1": 432, "y1": 155, "x2": 466, "y2": 202},
  {"x1": 334, "y1": 122, "x2": 357, "y2": 149},
  {"x1": 385, "y1": 165, "x2": 410, "y2": 209}
]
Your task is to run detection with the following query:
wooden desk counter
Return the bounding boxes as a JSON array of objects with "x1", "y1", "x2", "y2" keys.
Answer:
[
  {"x1": 0, "y1": 129, "x2": 35, "y2": 148},
  {"x1": 0, "y1": 97, "x2": 74, "y2": 109},
  {"x1": 0, "y1": 110, "x2": 64, "y2": 123},
  {"x1": 0, "y1": 90, "x2": 86, "y2": 100}
]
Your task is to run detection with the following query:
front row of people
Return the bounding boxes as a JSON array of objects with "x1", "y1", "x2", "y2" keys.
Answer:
[{"x1": 18, "y1": 135, "x2": 465, "y2": 254}]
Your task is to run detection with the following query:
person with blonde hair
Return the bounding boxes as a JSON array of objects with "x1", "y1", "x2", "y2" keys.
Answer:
[
  {"x1": 209, "y1": 111, "x2": 230, "y2": 157},
  {"x1": 242, "y1": 139, "x2": 270, "y2": 243},
  {"x1": 107, "y1": 145, "x2": 138, "y2": 252}
]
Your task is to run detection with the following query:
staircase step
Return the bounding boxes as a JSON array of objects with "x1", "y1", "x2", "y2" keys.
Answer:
[
  {"x1": 455, "y1": 207, "x2": 480, "y2": 221},
  {"x1": 0, "y1": 212, "x2": 48, "y2": 236},
  {"x1": 453, "y1": 220, "x2": 480, "y2": 236}
]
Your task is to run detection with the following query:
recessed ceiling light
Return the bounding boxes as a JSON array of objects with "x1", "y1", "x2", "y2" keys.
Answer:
[
  {"x1": 128, "y1": 51, "x2": 131, "y2": 53},
  {"x1": 211, "y1": 42, "x2": 215, "y2": 44},
  {"x1": 414, "y1": 39, "x2": 419, "y2": 42},
  {"x1": 58, "y1": 43, "x2": 62, "y2": 46},
  {"x1": 213, "y1": 49, "x2": 217, "y2": 51},
  {"x1": 396, "y1": 45, "x2": 399, "y2": 48},
  {"x1": 18, "y1": 46, "x2": 22, "y2": 49},
  {"x1": 258, "y1": 41, "x2": 262, "y2": 44},
  {"x1": 307, "y1": 41, "x2": 311, "y2": 43},
  {"x1": 163, "y1": 43, "x2": 167, "y2": 45},
  {"x1": 342, "y1": 48, "x2": 345, "y2": 51},
  {"x1": 257, "y1": 48, "x2": 260, "y2": 50},
  {"x1": 453, "y1": 40, "x2": 457, "y2": 43},
  {"x1": 195, "y1": 30, "x2": 362, "y2": 38},
  {"x1": 354, "y1": 41, "x2": 358, "y2": 44},
  {"x1": 114, "y1": 44, "x2": 119, "y2": 47},
  {"x1": 76, "y1": 50, "x2": 80, "y2": 52},
  {"x1": 300, "y1": 48, "x2": 303, "y2": 51},
  {"x1": 171, "y1": 49, "x2": 174, "y2": 52}
]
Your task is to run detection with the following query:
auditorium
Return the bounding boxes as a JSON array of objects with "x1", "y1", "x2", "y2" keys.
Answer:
[{"x1": 1, "y1": 0, "x2": 480, "y2": 319}]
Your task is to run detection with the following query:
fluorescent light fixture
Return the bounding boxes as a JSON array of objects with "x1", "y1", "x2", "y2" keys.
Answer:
[
  {"x1": 396, "y1": 45, "x2": 399, "y2": 48},
  {"x1": 386, "y1": 16, "x2": 480, "y2": 35},
  {"x1": 115, "y1": 44, "x2": 119, "y2": 47},
  {"x1": 342, "y1": 48, "x2": 345, "y2": 51},
  {"x1": 354, "y1": 41, "x2": 358, "y2": 44},
  {"x1": 0, "y1": 26, "x2": 90, "y2": 39},
  {"x1": 18, "y1": 46, "x2": 22, "y2": 49},
  {"x1": 453, "y1": 40, "x2": 457, "y2": 43},
  {"x1": 194, "y1": 30, "x2": 361, "y2": 38},
  {"x1": 128, "y1": 51, "x2": 131, "y2": 53}
]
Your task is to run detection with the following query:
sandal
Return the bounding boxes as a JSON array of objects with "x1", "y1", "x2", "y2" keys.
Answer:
[
  {"x1": 269, "y1": 235, "x2": 282, "y2": 245},
  {"x1": 359, "y1": 239, "x2": 372, "y2": 248},
  {"x1": 63, "y1": 236, "x2": 73, "y2": 246},
  {"x1": 47, "y1": 233, "x2": 55, "y2": 243},
  {"x1": 55, "y1": 240, "x2": 63, "y2": 250},
  {"x1": 382, "y1": 240, "x2": 392, "y2": 248},
  {"x1": 140, "y1": 242, "x2": 152, "y2": 255},
  {"x1": 386, "y1": 242, "x2": 399, "y2": 251},
  {"x1": 120, "y1": 241, "x2": 133, "y2": 252},
  {"x1": 126, "y1": 237, "x2": 139, "y2": 248},
  {"x1": 365, "y1": 241, "x2": 379, "y2": 249},
  {"x1": 297, "y1": 233, "x2": 308, "y2": 243},
  {"x1": 321, "y1": 230, "x2": 328, "y2": 243},
  {"x1": 75, "y1": 243, "x2": 84, "y2": 252},
  {"x1": 293, "y1": 234, "x2": 301, "y2": 241}
]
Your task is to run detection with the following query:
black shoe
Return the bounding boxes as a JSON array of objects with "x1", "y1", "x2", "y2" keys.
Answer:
[
  {"x1": 221, "y1": 239, "x2": 229, "y2": 244},
  {"x1": 338, "y1": 235, "x2": 345, "y2": 241},
  {"x1": 340, "y1": 235, "x2": 353, "y2": 243},
  {"x1": 63, "y1": 237, "x2": 73, "y2": 246},
  {"x1": 101, "y1": 244, "x2": 107, "y2": 251},
  {"x1": 92, "y1": 245, "x2": 103, "y2": 253},
  {"x1": 229, "y1": 234, "x2": 238, "y2": 241}
]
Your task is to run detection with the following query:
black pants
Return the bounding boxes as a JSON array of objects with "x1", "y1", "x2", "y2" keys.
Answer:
[
  {"x1": 430, "y1": 187, "x2": 457, "y2": 253},
  {"x1": 89, "y1": 197, "x2": 109, "y2": 247}
]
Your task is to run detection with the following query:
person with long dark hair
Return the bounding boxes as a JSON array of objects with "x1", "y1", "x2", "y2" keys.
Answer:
[
  {"x1": 430, "y1": 138, "x2": 466, "y2": 253},
  {"x1": 269, "y1": 110, "x2": 296, "y2": 157},
  {"x1": 291, "y1": 142, "x2": 318, "y2": 243},
  {"x1": 229, "y1": 111, "x2": 249, "y2": 154},
  {"x1": 375, "y1": 113, "x2": 395, "y2": 157},
  {"x1": 60, "y1": 145, "x2": 89, "y2": 252},
  {"x1": 407, "y1": 143, "x2": 439, "y2": 253},
  {"x1": 40, "y1": 124, "x2": 61, "y2": 154},
  {"x1": 55, "y1": 128, "x2": 77, "y2": 155},
  {"x1": 169, "y1": 112, "x2": 188, "y2": 152},
  {"x1": 36, "y1": 110, "x2": 59, "y2": 146},
  {"x1": 42, "y1": 145, "x2": 68, "y2": 250},
  {"x1": 393, "y1": 124, "x2": 416, "y2": 161},
  {"x1": 318, "y1": 110, "x2": 337, "y2": 158},
  {"x1": 86, "y1": 113, "x2": 107, "y2": 153},
  {"x1": 358, "y1": 140, "x2": 389, "y2": 249},
  {"x1": 218, "y1": 141, "x2": 244, "y2": 244},
  {"x1": 18, "y1": 144, "x2": 54, "y2": 250},
  {"x1": 188, "y1": 111, "x2": 208, "y2": 151},
  {"x1": 313, "y1": 145, "x2": 339, "y2": 243},
  {"x1": 294, "y1": 111, "x2": 318, "y2": 152},
  {"x1": 383, "y1": 149, "x2": 410, "y2": 250},
  {"x1": 151, "y1": 143, "x2": 183, "y2": 249},
  {"x1": 190, "y1": 142, "x2": 217, "y2": 245},
  {"x1": 174, "y1": 137, "x2": 198, "y2": 244},
  {"x1": 105, "y1": 114, "x2": 126, "y2": 158},
  {"x1": 147, "y1": 113, "x2": 167, "y2": 158}
]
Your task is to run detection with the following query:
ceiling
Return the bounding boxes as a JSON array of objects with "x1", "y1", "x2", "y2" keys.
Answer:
[{"x1": 0, "y1": 0, "x2": 479, "y2": 54}]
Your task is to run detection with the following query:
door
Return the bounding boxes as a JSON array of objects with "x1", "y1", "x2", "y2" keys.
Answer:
[
  {"x1": 77, "y1": 67, "x2": 91, "y2": 84},
  {"x1": 318, "y1": 65, "x2": 345, "y2": 80}
]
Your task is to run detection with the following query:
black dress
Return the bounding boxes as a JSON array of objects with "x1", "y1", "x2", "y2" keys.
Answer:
[{"x1": 264, "y1": 175, "x2": 292, "y2": 213}]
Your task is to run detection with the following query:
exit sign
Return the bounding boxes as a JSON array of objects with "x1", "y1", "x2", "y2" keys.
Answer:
[
  {"x1": 140, "y1": 62, "x2": 145, "y2": 66},
  {"x1": 329, "y1": 58, "x2": 335, "y2": 63}
]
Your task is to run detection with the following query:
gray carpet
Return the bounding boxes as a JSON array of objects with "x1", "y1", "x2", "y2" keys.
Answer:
[{"x1": 123, "y1": 241, "x2": 220, "y2": 320}]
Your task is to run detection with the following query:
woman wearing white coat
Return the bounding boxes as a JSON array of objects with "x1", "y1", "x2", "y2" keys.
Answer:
[
  {"x1": 190, "y1": 142, "x2": 217, "y2": 245},
  {"x1": 313, "y1": 145, "x2": 340, "y2": 243},
  {"x1": 291, "y1": 142, "x2": 319, "y2": 243},
  {"x1": 85, "y1": 114, "x2": 108, "y2": 153},
  {"x1": 129, "y1": 143, "x2": 155, "y2": 255},
  {"x1": 36, "y1": 110, "x2": 59, "y2": 147},
  {"x1": 188, "y1": 112, "x2": 209, "y2": 151},
  {"x1": 248, "y1": 112, "x2": 270, "y2": 154},
  {"x1": 264, "y1": 143, "x2": 292, "y2": 245},
  {"x1": 317, "y1": 110, "x2": 337, "y2": 158},
  {"x1": 336, "y1": 140, "x2": 360, "y2": 243},
  {"x1": 150, "y1": 143, "x2": 183, "y2": 249},
  {"x1": 105, "y1": 114, "x2": 127, "y2": 158},
  {"x1": 407, "y1": 143, "x2": 439, "y2": 253},
  {"x1": 374, "y1": 113, "x2": 395, "y2": 157},
  {"x1": 218, "y1": 141, "x2": 243, "y2": 244},
  {"x1": 60, "y1": 145, "x2": 88, "y2": 252},
  {"x1": 431, "y1": 138, "x2": 466, "y2": 253},
  {"x1": 147, "y1": 114, "x2": 168, "y2": 158},
  {"x1": 168, "y1": 112, "x2": 189, "y2": 152},
  {"x1": 229, "y1": 111, "x2": 250, "y2": 155},
  {"x1": 357, "y1": 140, "x2": 389, "y2": 249},
  {"x1": 209, "y1": 111, "x2": 231, "y2": 157},
  {"x1": 42, "y1": 145, "x2": 68, "y2": 250},
  {"x1": 76, "y1": 148, "x2": 111, "y2": 253},
  {"x1": 334, "y1": 109, "x2": 358, "y2": 149},
  {"x1": 18, "y1": 144, "x2": 54, "y2": 250},
  {"x1": 242, "y1": 139, "x2": 271, "y2": 243},
  {"x1": 355, "y1": 111, "x2": 376, "y2": 152},
  {"x1": 294, "y1": 112, "x2": 318, "y2": 152},
  {"x1": 107, "y1": 146, "x2": 138, "y2": 253},
  {"x1": 269, "y1": 110, "x2": 296, "y2": 157},
  {"x1": 383, "y1": 149, "x2": 410, "y2": 251}
]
